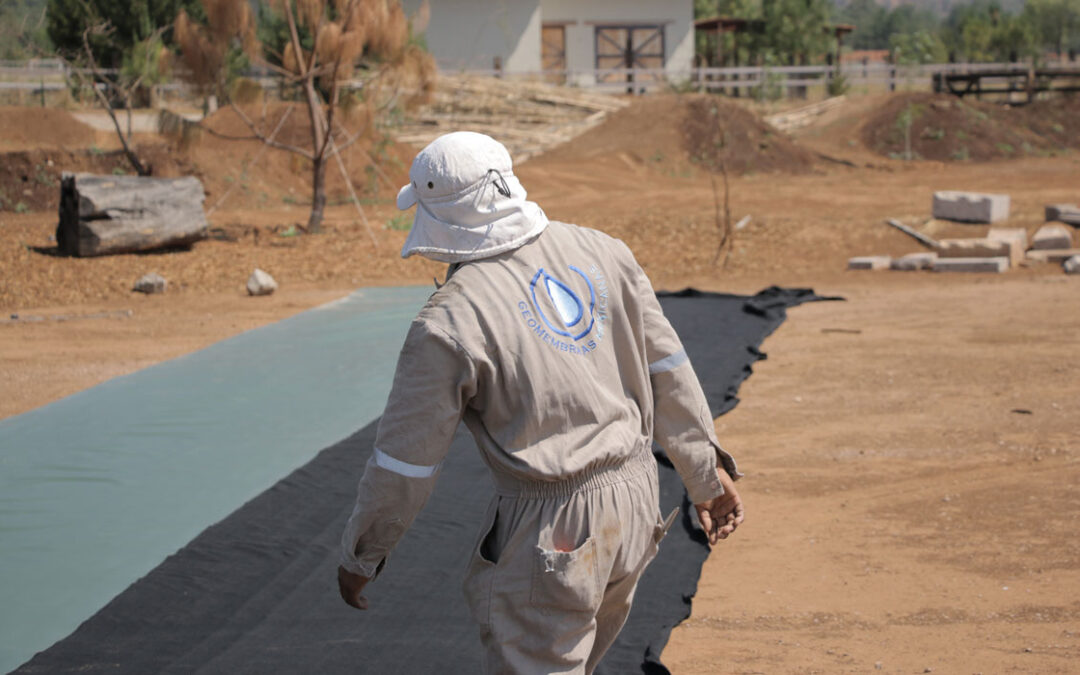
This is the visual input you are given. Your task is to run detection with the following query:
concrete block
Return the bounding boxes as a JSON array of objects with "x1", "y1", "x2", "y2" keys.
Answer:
[
  {"x1": 890, "y1": 252, "x2": 938, "y2": 271},
  {"x1": 937, "y1": 238, "x2": 1013, "y2": 264},
  {"x1": 1045, "y1": 203, "x2": 1080, "y2": 222},
  {"x1": 932, "y1": 256, "x2": 1009, "y2": 273},
  {"x1": 1032, "y1": 224, "x2": 1074, "y2": 250},
  {"x1": 848, "y1": 256, "x2": 891, "y2": 270},
  {"x1": 986, "y1": 227, "x2": 1028, "y2": 251},
  {"x1": 932, "y1": 191, "x2": 1010, "y2": 223},
  {"x1": 1026, "y1": 248, "x2": 1080, "y2": 264},
  {"x1": 1064, "y1": 255, "x2": 1080, "y2": 274}
]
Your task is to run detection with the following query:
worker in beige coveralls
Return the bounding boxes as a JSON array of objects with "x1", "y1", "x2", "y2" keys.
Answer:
[{"x1": 337, "y1": 131, "x2": 744, "y2": 674}]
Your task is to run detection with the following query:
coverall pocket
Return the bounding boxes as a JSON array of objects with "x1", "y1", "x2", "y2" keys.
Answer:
[
  {"x1": 463, "y1": 501, "x2": 499, "y2": 626},
  {"x1": 530, "y1": 537, "x2": 601, "y2": 614},
  {"x1": 646, "y1": 508, "x2": 679, "y2": 562}
]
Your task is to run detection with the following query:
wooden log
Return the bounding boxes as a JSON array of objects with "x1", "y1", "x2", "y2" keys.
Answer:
[{"x1": 57, "y1": 173, "x2": 209, "y2": 257}]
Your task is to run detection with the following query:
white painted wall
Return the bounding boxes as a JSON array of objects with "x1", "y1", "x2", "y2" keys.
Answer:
[
  {"x1": 403, "y1": 0, "x2": 542, "y2": 73},
  {"x1": 539, "y1": 0, "x2": 694, "y2": 86}
]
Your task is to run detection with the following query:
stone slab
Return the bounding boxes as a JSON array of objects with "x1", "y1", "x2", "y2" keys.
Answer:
[
  {"x1": 1045, "y1": 203, "x2": 1080, "y2": 222},
  {"x1": 890, "y1": 252, "x2": 938, "y2": 271},
  {"x1": 1064, "y1": 255, "x2": 1080, "y2": 274},
  {"x1": 932, "y1": 256, "x2": 1009, "y2": 273},
  {"x1": 936, "y1": 238, "x2": 1013, "y2": 264},
  {"x1": 1032, "y1": 224, "x2": 1075, "y2": 250},
  {"x1": 932, "y1": 191, "x2": 1010, "y2": 223},
  {"x1": 848, "y1": 256, "x2": 892, "y2": 270},
  {"x1": 1026, "y1": 248, "x2": 1080, "y2": 264}
]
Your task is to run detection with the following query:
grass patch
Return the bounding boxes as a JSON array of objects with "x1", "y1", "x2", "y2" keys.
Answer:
[{"x1": 385, "y1": 213, "x2": 412, "y2": 231}]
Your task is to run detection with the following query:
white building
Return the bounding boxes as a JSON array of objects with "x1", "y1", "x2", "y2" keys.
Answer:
[{"x1": 403, "y1": 0, "x2": 695, "y2": 87}]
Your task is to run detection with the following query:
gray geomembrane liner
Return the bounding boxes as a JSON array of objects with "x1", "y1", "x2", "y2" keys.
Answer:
[{"x1": 0, "y1": 286, "x2": 434, "y2": 673}]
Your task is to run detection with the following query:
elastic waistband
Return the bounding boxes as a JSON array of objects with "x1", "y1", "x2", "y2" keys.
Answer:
[{"x1": 493, "y1": 446, "x2": 656, "y2": 499}]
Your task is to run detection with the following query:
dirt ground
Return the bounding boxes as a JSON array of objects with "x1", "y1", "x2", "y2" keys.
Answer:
[{"x1": 1, "y1": 91, "x2": 1079, "y2": 672}]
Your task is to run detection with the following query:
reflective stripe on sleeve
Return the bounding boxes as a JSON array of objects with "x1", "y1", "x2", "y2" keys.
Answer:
[
  {"x1": 648, "y1": 349, "x2": 688, "y2": 374},
  {"x1": 373, "y1": 447, "x2": 440, "y2": 478}
]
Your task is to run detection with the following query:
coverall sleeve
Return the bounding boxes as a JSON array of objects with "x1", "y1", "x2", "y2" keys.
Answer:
[
  {"x1": 633, "y1": 265, "x2": 742, "y2": 505},
  {"x1": 339, "y1": 317, "x2": 477, "y2": 578}
]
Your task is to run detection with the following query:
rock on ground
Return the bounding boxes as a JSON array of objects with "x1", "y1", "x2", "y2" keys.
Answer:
[
  {"x1": 133, "y1": 273, "x2": 167, "y2": 294},
  {"x1": 247, "y1": 269, "x2": 278, "y2": 296}
]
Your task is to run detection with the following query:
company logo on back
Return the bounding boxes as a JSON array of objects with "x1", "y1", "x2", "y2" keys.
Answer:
[{"x1": 517, "y1": 264, "x2": 610, "y2": 355}]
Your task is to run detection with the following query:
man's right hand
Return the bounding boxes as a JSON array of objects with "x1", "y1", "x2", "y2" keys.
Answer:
[
  {"x1": 337, "y1": 565, "x2": 371, "y2": 610},
  {"x1": 694, "y1": 469, "x2": 744, "y2": 545}
]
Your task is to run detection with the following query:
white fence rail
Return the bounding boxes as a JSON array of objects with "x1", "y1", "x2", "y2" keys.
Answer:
[{"x1": 1, "y1": 59, "x2": 1076, "y2": 96}]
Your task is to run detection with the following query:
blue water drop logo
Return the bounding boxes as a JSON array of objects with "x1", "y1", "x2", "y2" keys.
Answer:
[
  {"x1": 544, "y1": 275, "x2": 583, "y2": 327},
  {"x1": 530, "y1": 266, "x2": 596, "y2": 340}
]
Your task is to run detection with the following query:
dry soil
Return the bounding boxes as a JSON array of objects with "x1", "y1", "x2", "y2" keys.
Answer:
[{"x1": 1, "y1": 92, "x2": 1079, "y2": 673}]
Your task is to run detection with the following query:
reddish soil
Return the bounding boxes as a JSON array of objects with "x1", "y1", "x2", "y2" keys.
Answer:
[
  {"x1": 862, "y1": 92, "x2": 1080, "y2": 162},
  {"x1": 0, "y1": 106, "x2": 98, "y2": 151},
  {"x1": 1, "y1": 91, "x2": 1079, "y2": 672},
  {"x1": 0, "y1": 102, "x2": 414, "y2": 214},
  {"x1": 541, "y1": 93, "x2": 816, "y2": 176}
]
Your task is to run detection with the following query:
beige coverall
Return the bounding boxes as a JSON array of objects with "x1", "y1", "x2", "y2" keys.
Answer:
[{"x1": 340, "y1": 219, "x2": 738, "y2": 674}]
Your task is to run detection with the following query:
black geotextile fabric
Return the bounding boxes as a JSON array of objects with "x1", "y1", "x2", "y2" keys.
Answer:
[{"x1": 16, "y1": 287, "x2": 836, "y2": 675}]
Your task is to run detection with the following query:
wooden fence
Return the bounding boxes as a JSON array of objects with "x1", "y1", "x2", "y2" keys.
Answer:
[{"x1": 2, "y1": 58, "x2": 1077, "y2": 100}]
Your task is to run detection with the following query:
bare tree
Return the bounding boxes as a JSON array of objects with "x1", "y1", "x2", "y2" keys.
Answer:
[
  {"x1": 176, "y1": 0, "x2": 434, "y2": 233},
  {"x1": 59, "y1": 20, "x2": 169, "y2": 176}
]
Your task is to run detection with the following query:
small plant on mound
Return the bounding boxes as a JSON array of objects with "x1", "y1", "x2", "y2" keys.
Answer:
[
  {"x1": 385, "y1": 213, "x2": 411, "y2": 231},
  {"x1": 826, "y1": 71, "x2": 849, "y2": 97}
]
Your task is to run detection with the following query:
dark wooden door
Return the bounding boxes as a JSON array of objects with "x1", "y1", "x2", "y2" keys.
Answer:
[{"x1": 594, "y1": 25, "x2": 665, "y2": 86}]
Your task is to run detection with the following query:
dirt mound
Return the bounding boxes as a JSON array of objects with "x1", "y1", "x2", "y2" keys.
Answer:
[
  {"x1": 0, "y1": 107, "x2": 99, "y2": 152},
  {"x1": 181, "y1": 103, "x2": 413, "y2": 212},
  {"x1": 0, "y1": 146, "x2": 194, "y2": 212},
  {"x1": 539, "y1": 94, "x2": 815, "y2": 175},
  {"x1": 862, "y1": 93, "x2": 1080, "y2": 162},
  {"x1": 0, "y1": 103, "x2": 415, "y2": 213}
]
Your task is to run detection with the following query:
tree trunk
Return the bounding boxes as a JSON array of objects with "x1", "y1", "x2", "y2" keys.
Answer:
[
  {"x1": 56, "y1": 173, "x2": 209, "y2": 257},
  {"x1": 307, "y1": 155, "x2": 328, "y2": 232}
]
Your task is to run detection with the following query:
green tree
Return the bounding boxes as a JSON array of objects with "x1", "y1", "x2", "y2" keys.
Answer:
[
  {"x1": 1024, "y1": 0, "x2": 1080, "y2": 57},
  {"x1": 0, "y1": 0, "x2": 53, "y2": 59},
  {"x1": 761, "y1": 0, "x2": 832, "y2": 65},
  {"x1": 890, "y1": 29, "x2": 947, "y2": 64},
  {"x1": 46, "y1": 0, "x2": 201, "y2": 67}
]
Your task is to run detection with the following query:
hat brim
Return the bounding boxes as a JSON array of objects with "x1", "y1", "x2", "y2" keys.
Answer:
[{"x1": 396, "y1": 183, "x2": 417, "y2": 210}]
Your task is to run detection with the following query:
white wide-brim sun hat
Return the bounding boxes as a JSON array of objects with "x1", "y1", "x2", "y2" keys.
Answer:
[{"x1": 396, "y1": 131, "x2": 548, "y2": 263}]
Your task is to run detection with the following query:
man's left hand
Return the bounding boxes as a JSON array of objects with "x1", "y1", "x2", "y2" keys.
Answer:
[{"x1": 337, "y1": 565, "x2": 371, "y2": 610}]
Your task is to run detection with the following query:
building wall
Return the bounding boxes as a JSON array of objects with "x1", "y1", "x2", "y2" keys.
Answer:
[
  {"x1": 403, "y1": 0, "x2": 542, "y2": 73},
  {"x1": 540, "y1": 0, "x2": 694, "y2": 85}
]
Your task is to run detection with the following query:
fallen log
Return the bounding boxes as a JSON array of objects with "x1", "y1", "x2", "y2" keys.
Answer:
[{"x1": 57, "y1": 173, "x2": 209, "y2": 257}]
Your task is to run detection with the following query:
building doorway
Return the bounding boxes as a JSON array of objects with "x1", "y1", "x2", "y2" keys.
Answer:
[{"x1": 594, "y1": 25, "x2": 665, "y2": 91}]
